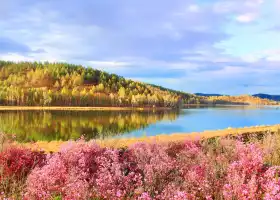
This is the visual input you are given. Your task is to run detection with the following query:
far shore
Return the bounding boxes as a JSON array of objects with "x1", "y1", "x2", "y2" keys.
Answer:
[
  {"x1": 0, "y1": 106, "x2": 172, "y2": 111},
  {"x1": 15, "y1": 124, "x2": 280, "y2": 152},
  {"x1": 0, "y1": 104, "x2": 279, "y2": 111}
]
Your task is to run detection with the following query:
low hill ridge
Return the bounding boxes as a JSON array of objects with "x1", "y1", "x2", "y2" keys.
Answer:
[{"x1": 0, "y1": 61, "x2": 200, "y2": 107}]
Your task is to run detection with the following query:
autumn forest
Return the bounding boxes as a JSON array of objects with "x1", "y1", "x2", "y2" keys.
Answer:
[{"x1": 0, "y1": 61, "x2": 204, "y2": 108}]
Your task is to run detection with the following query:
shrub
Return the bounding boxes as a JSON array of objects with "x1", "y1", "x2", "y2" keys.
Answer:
[
  {"x1": 25, "y1": 141, "x2": 142, "y2": 199},
  {"x1": 17, "y1": 138, "x2": 280, "y2": 199},
  {"x1": 25, "y1": 141, "x2": 102, "y2": 199},
  {"x1": 0, "y1": 146, "x2": 46, "y2": 198}
]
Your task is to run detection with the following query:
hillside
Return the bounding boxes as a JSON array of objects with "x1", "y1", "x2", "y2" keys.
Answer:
[
  {"x1": 0, "y1": 61, "x2": 278, "y2": 107},
  {"x1": 200, "y1": 94, "x2": 279, "y2": 105},
  {"x1": 196, "y1": 92, "x2": 280, "y2": 102},
  {"x1": 195, "y1": 93, "x2": 279, "y2": 105},
  {"x1": 0, "y1": 61, "x2": 202, "y2": 107},
  {"x1": 253, "y1": 93, "x2": 280, "y2": 102}
]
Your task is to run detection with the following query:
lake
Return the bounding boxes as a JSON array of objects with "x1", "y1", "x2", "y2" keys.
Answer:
[{"x1": 1, "y1": 106, "x2": 280, "y2": 142}]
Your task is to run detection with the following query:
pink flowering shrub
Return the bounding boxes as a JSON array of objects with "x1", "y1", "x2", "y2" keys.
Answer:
[
  {"x1": 222, "y1": 142, "x2": 264, "y2": 199},
  {"x1": 0, "y1": 146, "x2": 46, "y2": 198},
  {"x1": 261, "y1": 167, "x2": 280, "y2": 199},
  {"x1": 11, "y1": 137, "x2": 280, "y2": 200},
  {"x1": 166, "y1": 139, "x2": 237, "y2": 199},
  {"x1": 25, "y1": 141, "x2": 143, "y2": 199},
  {"x1": 128, "y1": 143, "x2": 178, "y2": 197},
  {"x1": 0, "y1": 146, "x2": 45, "y2": 179},
  {"x1": 93, "y1": 148, "x2": 142, "y2": 199},
  {"x1": 222, "y1": 143, "x2": 280, "y2": 200},
  {"x1": 25, "y1": 141, "x2": 102, "y2": 199}
]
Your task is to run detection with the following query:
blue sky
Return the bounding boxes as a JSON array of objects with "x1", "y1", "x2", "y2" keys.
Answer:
[{"x1": 1, "y1": 0, "x2": 280, "y2": 95}]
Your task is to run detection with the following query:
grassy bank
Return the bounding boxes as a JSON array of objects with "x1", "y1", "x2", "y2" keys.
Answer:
[{"x1": 17, "y1": 124, "x2": 280, "y2": 152}]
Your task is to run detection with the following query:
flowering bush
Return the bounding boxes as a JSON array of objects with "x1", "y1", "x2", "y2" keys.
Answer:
[
  {"x1": 1, "y1": 137, "x2": 280, "y2": 199},
  {"x1": 0, "y1": 146, "x2": 45, "y2": 179},
  {"x1": 261, "y1": 167, "x2": 280, "y2": 199},
  {"x1": 0, "y1": 146, "x2": 46, "y2": 199},
  {"x1": 222, "y1": 142, "x2": 264, "y2": 199},
  {"x1": 25, "y1": 141, "x2": 102, "y2": 199},
  {"x1": 222, "y1": 143, "x2": 280, "y2": 200},
  {"x1": 25, "y1": 141, "x2": 143, "y2": 199}
]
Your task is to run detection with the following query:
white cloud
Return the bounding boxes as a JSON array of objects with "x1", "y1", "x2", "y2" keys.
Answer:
[
  {"x1": 213, "y1": 2, "x2": 236, "y2": 13},
  {"x1": 240, "y1": 49, "x2": 280, "y2": 62},
  {"x1": 87, "y1": 61, "x2": 130, "y2": 71},
  {"x1": 0, "y1": 52, "x2": 68, "y2": 63},
  {"x1": 241, "y1": 55, "x2": 260, "y2": 63},
  {"x1": 188, "y1": 4, "x2": 200, "y2": 12},
  {"x1": 236, "y1": 13, "x2": 257, "y2": 23},
  {"x1": 258, "y1": 49, "x2": 280, "y2": 61},
  {"x1": 244, "y1": 0, "x2": 264, "y2": 7},
  {"x1": 0, "y1": 53, "x2": 34, "y2": 62},
  {"x1": 88, "y1": 61, "x2": 130, "y2": 66}
]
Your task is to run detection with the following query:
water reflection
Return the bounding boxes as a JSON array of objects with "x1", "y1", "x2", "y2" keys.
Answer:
[{"x1": 0, "y1": 110, "x2": 180, "y2": 142}]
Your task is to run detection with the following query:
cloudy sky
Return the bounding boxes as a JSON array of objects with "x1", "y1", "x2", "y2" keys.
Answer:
[{"x1": 1, "y1": 0, "x2": 280, "y2": 95}]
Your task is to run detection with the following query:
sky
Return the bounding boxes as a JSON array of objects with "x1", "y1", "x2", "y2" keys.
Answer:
[{"x1": 1, "y1": 0, "x2": 280, "y2": 95}]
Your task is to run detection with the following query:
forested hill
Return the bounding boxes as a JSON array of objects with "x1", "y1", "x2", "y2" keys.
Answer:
[
  {"x1": 253, "y1": 94, "x2": 280, "y2": 102},
  {"x1": 196, "y1": 93, "x2": 280, "y2": 102},
  {"x1": 0, "y1": 61, "x2": 202, "y2": 107},
  {"x1": 195, "y1": 94, "x2": 279, "y2": 105}
]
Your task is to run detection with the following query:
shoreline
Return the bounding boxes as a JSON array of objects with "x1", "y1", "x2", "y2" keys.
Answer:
[
  {"x1": 0, "y1": 106, "x2": 172, "y2": 111},
  {"x1": 18, "y1": 124, "x2": 280, "y2": 152},
  {"x1": 0, "y1": 104, "x2": 279, "y2": 111}
]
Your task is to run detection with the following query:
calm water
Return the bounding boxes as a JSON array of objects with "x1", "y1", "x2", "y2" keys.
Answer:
[{"x1": 1, "y1": 106, "x2": 280, "y2": 142}]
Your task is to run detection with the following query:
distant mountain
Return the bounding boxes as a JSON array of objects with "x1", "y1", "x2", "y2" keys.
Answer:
[
  {"x1": 195, "y1": 93, "x2": 225, "y2": 97},
  {"x1": 253, "y1": 94, "x2": 280, "y2": 102}
]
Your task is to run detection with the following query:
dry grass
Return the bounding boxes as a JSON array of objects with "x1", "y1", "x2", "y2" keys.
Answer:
[
  {"x1": 0, "y1": 132, "x2": 10, "y2": 152},
  {"x1": 259, "y1": 129, "x2": 280, "y2": 165},
  {"x1": 17, "y1": 124, "x2": 280, "y2": 152}
]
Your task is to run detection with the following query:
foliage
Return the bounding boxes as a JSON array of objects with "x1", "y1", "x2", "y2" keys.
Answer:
[
  {"x1": 25, "y1": 141, "x2": 143, "y2": 200},
  {"x1": 0, "y1": 61, "x2": 277, "y2": 107},
  {"x1": 0, "y1": 61, "x2": 200, "y2": 107},
  {"x1": 0, "y1": 146, "x2": 46, "y2": 199},
  {"x1": 2, "y1": 134, "x2": 280, "y2": 199},
  {"x1": 22, "y1": 138, "x2": 280, "y2": 199},
  {"x1": 205, "y1": 95, "x2": 278, "y2": 105}
]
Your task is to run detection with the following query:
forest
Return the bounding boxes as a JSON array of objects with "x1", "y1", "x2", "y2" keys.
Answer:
[
  {"x1": 0, "y1": 61, "x2": 203, "y2": 108},
  {"x1": 0, "y1": 61, "x2": 277, "y2": 107}
]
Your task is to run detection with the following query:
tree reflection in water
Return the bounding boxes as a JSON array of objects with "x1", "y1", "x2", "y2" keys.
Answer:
[{"x1": 0, "y1": 110, "x2": 180, "y2": 142}]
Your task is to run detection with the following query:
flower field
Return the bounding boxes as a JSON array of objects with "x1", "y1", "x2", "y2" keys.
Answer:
[{"x1": 1, "y1": 133, "x2": 280, "y2": 200}]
